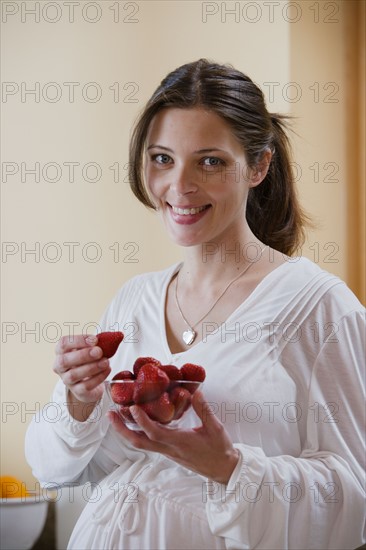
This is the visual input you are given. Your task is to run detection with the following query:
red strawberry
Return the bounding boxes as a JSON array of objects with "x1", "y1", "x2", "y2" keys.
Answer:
[
  {"x1": 133, "y1": 363, "x2": 169, "y2": 404},
  {"x1": 112, "y1": 370, "x2": 134, "y2": 381},
  {"x1": 169, "y1": 386, "x2": 191, "y2": 420},
  {"x1": 133, "y1": 356, "x2": 161, "y2": 378},
  {"x1": 97, "y1": 332, "x2": 124, "y2": 358},
  {"x1": 111, "y1": 380, "x2": 135, "y2": 405},
  {"x1": 139, "y1": 392, "x2": 175, "y2": 424},
  {"x1": 180, "y1": 363, "x2": 206, "y2": 382},
  {"x1": 180, "y1": 363, "x2": 206, "y2": 394},
  {"x1": 159, "y1": 364, "x2": 182, "y2": 381}
]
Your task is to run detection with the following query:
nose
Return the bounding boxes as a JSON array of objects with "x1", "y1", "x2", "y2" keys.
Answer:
[{"x1": 170, "y1": 163, "x2": 198, "y2": 196}]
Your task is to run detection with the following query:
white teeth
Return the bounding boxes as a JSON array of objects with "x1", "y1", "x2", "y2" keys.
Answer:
[{"x1": 172, "y1": 205, "x2": 207, "y2": 215}]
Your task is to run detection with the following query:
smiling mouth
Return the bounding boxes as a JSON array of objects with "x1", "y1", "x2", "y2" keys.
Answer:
[{"x1": 170, "y1": 204, "x2": 210, "y2": 215}]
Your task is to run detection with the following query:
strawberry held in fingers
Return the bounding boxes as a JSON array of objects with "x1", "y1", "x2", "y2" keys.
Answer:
[{"x1": 97, "y1": 331, "x2": 124, "y2": 358}]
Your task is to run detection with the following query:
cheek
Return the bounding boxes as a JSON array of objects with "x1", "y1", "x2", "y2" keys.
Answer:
[
  {"x1": 212, "y1": 179, "x2": 247, "y2": 202},
  {"x1": 144, "y1": 169, "x2": 161, "y2": 199}
]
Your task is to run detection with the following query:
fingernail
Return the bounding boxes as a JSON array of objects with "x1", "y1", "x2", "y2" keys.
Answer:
[
  {"x1": 90, "y1": 347, "x2": 102, "y2": 358},
  {"x1": 86, "y1": 336, "x2": 97, "y2": 345},
  {"x1": 99, "y1": 358, "x2": 109, "y2": 368},
  {"x1": 130, "y1": 406, "x2": 139, "y2": 418}
]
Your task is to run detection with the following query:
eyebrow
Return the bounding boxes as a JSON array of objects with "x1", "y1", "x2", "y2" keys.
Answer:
[{"x1": 146, "y1": 144, "x2": 228, "y2": 154}]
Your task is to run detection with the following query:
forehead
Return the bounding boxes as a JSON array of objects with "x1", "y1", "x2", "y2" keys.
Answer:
[{"x1": 146, "y1": 107, "x2": 243, "y2": 153}]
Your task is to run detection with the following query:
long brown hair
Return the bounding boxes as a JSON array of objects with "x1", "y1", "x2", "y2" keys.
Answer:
[{"x1": 129, "y1": 58, "x2": 308, "y2": 255}]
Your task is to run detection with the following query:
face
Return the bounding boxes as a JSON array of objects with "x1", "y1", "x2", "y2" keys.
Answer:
[{"x1": 144, "y1": 107, "x2": 265, "y2": 248}]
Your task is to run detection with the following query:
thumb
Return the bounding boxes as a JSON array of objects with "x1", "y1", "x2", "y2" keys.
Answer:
[{"x1": 192, "y1": 391, "x2": 221, "y2": 431}]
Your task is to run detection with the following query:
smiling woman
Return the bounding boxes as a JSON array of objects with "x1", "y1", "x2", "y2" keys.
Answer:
[
  {"x1": 129, "y1": 59, "x2": 307, "y2": 256},
  {"x1": 25, "y1": 59, "x2": 365, "y2": 550},
  {"x1": 144, "y1": 107, "x2": 257, "y2": 248}
]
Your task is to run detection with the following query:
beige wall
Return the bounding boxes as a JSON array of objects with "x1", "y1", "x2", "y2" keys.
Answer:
[
  {"x1": 1, "y1": 0, "x2": 364, "y2": 486},
  {"x1": 290, "y1": 0, "x2": 365, "y2": 298}
]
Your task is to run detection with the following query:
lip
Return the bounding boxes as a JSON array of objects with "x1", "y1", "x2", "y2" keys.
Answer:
[{"x1": 168, "y1": 203, "x2": 211, "y2": 225}]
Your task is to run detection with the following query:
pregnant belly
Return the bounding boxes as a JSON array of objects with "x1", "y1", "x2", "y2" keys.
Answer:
[{"x1": 67, "y1": 457, "x2": 227, "y2": 550}]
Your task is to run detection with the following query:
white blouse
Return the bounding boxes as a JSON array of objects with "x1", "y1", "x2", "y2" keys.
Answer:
[{"x1": 25, "y1": 257, "x2": 366, "y2": 549}]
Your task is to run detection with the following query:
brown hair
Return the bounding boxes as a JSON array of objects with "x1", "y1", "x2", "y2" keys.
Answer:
[{"x1": 129, "y1": 58, "x2": 309, "y2": 255}]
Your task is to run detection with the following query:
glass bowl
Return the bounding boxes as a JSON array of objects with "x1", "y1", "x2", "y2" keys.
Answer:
[{"x1": 105, "y1": 379, "x2": 202, "y2": 430}]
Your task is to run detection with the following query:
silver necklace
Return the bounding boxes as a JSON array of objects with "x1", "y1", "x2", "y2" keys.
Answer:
[{"x1": 175, "y1": 245, "x2": 268, "y2": 345}]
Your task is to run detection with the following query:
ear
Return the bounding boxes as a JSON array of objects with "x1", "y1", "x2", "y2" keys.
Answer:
[{"x1": 249, "y1": 149, "x2": 272, "y2": 188}]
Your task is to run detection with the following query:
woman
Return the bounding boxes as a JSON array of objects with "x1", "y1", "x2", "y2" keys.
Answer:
[{"x1": 25, "y1": 59, "x2": 365, "y2": 549}]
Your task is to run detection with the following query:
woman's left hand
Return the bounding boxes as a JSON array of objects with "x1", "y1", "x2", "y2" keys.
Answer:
[{"x1": 108, "y1": 391, "x2": 240, "y2": 484}]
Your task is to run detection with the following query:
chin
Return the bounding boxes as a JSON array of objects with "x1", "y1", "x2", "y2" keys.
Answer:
[
  {"x1": 169, "y1": 229, "x2": 206, "y2": 248},
  {"x1": 162, "y1": 222, "x2": 198, "y2": 247},
  {"x1": 170, "y1": 235, "x2": 202, "y2": 248}
]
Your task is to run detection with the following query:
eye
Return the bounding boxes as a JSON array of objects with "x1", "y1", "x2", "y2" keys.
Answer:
[
  {"x1": 151, "y1": 153, "x2": 172, "y2": 165},
  {"x1": 201, "y1": 157, "x2": 224, "y2": 167}
]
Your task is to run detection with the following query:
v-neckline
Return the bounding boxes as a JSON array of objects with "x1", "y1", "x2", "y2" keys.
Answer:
[{"x1": 159, "y1": 259, "x2": 292, "y2": 359}]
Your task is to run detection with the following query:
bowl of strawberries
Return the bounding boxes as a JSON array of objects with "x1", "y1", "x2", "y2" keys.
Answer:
[{"x1": 105, "y1": 357, "x2": 206, "y2": 429}]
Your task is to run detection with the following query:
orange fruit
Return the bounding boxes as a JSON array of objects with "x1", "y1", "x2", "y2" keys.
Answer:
[{"x1": 0, "y1": 476, "x2": 30, "y2": 498}]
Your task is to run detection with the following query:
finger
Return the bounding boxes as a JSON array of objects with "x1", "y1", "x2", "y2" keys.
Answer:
[
  {"x1": 130, "y1": 405, "x2": 166, "y2": 439},
  {"x1": 69, "y1": 383, "x2": 104, "y2": 405},
  {"x1": 70, "y1": 367, "x2": 111, "y2": 395},
  {"x1": 55, "y1": 334, "x2": 98, "y2": 354},
  {"x1": 130, "y1": 406, "x2": 189, "y2": 449},
  {"x1": 63, "y1": 359, "x2": 110, "y2": 386},
  {"x1": 53, "y1": 345, "x2": 104, "y2": 374},
  {"x1": 191, "y1": 391, "x2": 222, "y2": 433}
]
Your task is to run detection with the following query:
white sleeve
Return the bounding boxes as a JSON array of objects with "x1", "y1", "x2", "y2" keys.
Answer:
[
  {"x1": 25, "y1": 276, "x2": 143, "y2": 487},
  {"x1": 205, "y1": 310, "x2": 366, "y2": 549},
  {"x1": 25, "y1": 379, "x2": 113, "y2": 487}
]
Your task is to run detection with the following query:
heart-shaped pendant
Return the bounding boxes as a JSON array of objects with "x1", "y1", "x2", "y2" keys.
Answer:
[{"x1": 182, "y1": 329, "x2": 196, "y2": 346}]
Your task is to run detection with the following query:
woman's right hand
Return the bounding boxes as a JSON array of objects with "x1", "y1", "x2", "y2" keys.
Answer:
[{"x1": 53, "y1": 334, "x2": 111, "y2": 420}]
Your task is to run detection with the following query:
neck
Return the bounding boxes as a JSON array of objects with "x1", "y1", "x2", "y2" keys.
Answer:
[{"x1": 178, "y1": 233, "x2": 265, "y2": 289}]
